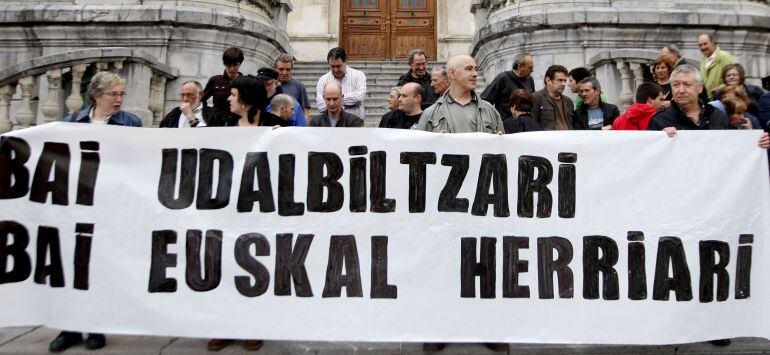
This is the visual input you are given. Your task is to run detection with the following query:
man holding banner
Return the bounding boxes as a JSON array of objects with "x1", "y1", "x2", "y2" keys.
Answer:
[{"x1": 648, "y1": 64, "x2": 770, "y2": 150}]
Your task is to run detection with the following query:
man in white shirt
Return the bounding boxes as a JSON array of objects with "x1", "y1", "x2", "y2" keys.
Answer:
[
  {"x1": 160, "y1": 80, "x2": 221, "y2": 127},
  {"x1": 315, "y1": 47, "x2": 367, "y2": 120}
]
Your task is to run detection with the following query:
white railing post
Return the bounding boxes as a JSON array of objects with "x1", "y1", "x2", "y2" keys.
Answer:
[
  {"x1": 14, "y1": 76, "x2": 37, "y2": 129},
  {"x1": 616, "y1": 61, "x2": 633, "y2": 111},
  {"x1": 0, "y1": 84, "x2": 16, "y2": 133},
  {"x1": 41, "y1": 69, "x2": 63, "y2": 123},
  {"x1": 65, "y1": 64, "x2": 88, "y2": 116}
]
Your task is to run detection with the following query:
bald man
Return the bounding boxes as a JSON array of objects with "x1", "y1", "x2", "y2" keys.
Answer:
[
  {"x1": 309, "y1": 82, "x2": 364, "y2": 127},
  {"x1": 379, "y1": 82, "x2": 424, "y2": 129},
  {"x1": 415, "y1": 54, "x2": 503, "y2": 133}
]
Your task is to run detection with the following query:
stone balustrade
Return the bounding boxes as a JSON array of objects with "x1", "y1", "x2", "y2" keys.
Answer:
[
  {"x1": 585, "y1": 49, "x2": 692, "y2": 111},
  {"x1": 0, "y1": 48, "x2": 178, "y2": 133}
]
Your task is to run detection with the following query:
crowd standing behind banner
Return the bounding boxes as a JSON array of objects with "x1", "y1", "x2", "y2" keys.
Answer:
[{"x1": 43, "y1": 33, "x2": 770, "y2": 352}]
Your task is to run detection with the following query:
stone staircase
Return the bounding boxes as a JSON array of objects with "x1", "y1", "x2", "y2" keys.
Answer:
[{"x1": 292, "y1": 61, "x2": 487, "y2": 127}]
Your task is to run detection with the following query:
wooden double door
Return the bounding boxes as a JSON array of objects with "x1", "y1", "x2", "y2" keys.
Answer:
[{"x1": 341, "y1": 0, "x2": 437, "y2": 61}]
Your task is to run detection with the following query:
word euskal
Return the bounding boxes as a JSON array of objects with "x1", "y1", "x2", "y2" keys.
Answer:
[{"x1": 157, "y1": 146, "x2": 577, "y2": 217}]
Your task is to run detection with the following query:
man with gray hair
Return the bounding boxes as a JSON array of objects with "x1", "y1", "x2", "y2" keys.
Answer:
[
  {"x1": 398, "y1": 48, "x2": 436, "y2": 105},
  {"x1": 574, "y1": 77, "x2": 619, "y2": 130},
  {"x1": 481, "y1": 52, "x2": 535, "y2": 121},
  {"x1": 648, "y1": 64, "x2": 729, "y2": 130},
  {"x1": 416, "y1": 54, "x2": 503, "y2": 134},
  {"x1": 160, "y1": 80, "x2": 222, "y2": 127},
  {"x1": 661, "y1": 44, "x2": 687, "y2": 68}
]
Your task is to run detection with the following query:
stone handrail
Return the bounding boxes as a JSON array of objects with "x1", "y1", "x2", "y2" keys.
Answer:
[
  {"x1": 0, "y1": 48, "x2": 179, "y2": 133},
  {"x1": 0, "y1": 48, "x2": 177, "y2": 88}
]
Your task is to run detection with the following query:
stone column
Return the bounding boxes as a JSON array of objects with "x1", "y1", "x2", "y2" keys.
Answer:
[
  {"x1": 123, "y1": 62, "x2": 153, "y2": 126},
  {"x1": 148, "y1": 71, "x2": 167, "y2": 126},
  {"x1": 629, "y1": 62, "x2": 644, "y2": 92},
  {"x1": 616, "y1": 61, "x2": 633, "y2": 110},
  {"x1": 41, "y1": 69, "x2": 63, "y2": 123},
  {"x1": 113, "y1": 60, "x2": 124, "y2": 73},
  {"x1": 66, "y1": 64, "x2": 88, "y2": 115},
  {"x1": 470, "y1": 0, "x2": 489, "y2": 32},
  {"x1": 0, "y1": 84, "x2": 16, "y2": 133},
  {"x1": 271, "y1": 0, "x2": 293, "y2": 32},
  {"x1": 14, "y1": 76, "x2": 37, "y2": 129}
]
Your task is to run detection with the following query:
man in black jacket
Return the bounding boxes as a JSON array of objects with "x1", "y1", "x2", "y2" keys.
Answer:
[
  {"x1": 160, "y1": 80, "x2": 222, "y2": 128},
  {"x1": 481, "y1": 52, "x2": 535, "y2": 121},
  {"x1": 398, "y1": 48, "x2": 436, "y2": 107},
  {"x1": 574, "y1": 77, "x2": 620, "y2": 130},
  {"x1": 649, "y1": 64, "x2": 769, "y2": 150},
  {"x1": 379, "y1": 82, "x2": 423, "y2": 129}
]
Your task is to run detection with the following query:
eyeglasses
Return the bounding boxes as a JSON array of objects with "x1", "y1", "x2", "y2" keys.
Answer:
[{"x1": 102, "y1": 91, "x2": 126, "y2": 98}]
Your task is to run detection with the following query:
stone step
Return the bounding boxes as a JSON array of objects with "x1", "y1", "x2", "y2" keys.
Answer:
[{"x1": 292, "y1": 60, "x2": 488, "y2": 120}]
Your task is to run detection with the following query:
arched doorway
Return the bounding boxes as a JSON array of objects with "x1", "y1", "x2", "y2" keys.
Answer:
[{"x1": 340, "y1": 0, "x2": 437, "y2": 60}]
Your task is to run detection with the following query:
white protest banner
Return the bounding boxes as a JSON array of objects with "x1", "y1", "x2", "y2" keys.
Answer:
[{"x1": 0, "y1": 122, "x2": 768, "y2": 344}]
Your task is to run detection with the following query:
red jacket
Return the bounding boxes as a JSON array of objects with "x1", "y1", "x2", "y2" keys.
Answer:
[{"x1": 612, "y1": 103, "x2": 658, "y2": 130}]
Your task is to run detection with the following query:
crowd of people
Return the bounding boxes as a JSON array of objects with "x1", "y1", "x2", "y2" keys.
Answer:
[{"x1": 51, "y1": 34, "x2": 769, "y2": 352}]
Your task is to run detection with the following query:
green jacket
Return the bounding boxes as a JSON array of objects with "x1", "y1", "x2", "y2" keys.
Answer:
[
  {"x1": 700, "y1": 47, "x2": 735, "y2": 99},
  {"x1": 416, "y1": 91, "x2": 504, "y2": 133}
]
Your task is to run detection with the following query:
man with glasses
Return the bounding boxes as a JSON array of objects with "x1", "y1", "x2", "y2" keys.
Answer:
[{"x1": 160, "y1": 80, "x2": 222, "y2": 127}]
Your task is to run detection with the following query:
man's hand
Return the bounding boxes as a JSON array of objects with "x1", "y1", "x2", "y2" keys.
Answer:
[
  {"x1": 601, "y1": 125, "x2": 612, "y2": 130},
  {"x1": 663, "y1": 127, "x2": 677, "y2": 137},
  {"x1": 759, "y1": 132, "x2": 769, "y2": 149},
  {"x1": 180, "y1": 102, "x2": 194, "y2": 122}
]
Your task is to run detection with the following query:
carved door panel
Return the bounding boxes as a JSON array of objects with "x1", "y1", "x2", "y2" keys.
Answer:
[
  {"x1": 390, "y1": 0, "x2": 436, "y2": 60},
  {"x1": 341, "y1": 0, "x2": 436, "y2": 60}
]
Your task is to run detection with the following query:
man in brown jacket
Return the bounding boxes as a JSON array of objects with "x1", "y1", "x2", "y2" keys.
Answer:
[{"x1": 532, "y1": 65, "x2": 578, "y2": 130}]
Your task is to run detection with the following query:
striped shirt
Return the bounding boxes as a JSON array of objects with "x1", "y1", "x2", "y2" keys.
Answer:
[{"x1": 316, "y1": 66, "x2": 367, "y2": 120}]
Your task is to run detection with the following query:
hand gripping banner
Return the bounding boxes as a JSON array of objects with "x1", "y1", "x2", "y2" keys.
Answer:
[{"x1": 0, "y1": 122, "x2": 768, "y2": 344}]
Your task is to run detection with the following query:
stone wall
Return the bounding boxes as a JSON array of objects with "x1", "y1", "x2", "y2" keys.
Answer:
[
  {"x1": 471, "y1": 0, "x2": 770, "y2": 106},
  {"x1": 0, "y1": 0, "x2": 292, "y2": 118}
]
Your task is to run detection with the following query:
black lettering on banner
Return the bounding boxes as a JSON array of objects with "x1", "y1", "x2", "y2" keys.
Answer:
[
  {"x1": 185, "y1": 229, "x2": 223, "y2": 292},
  {"x1": 370, "y1": 151, "x2": 396, "y2": 213},
  {"x1": 699, "y1": 241, "x2": 730, "y2": 302},
  {"x1": 73, "y1": 223, "x2": 94, "y2": 290},
  {"x1": 736, "y1": 234, "x2": 752, "y2": 299},
  {"x1": 557, "y1": 153, "x2": 576, "y2": 218},
  {"x1": 0, "y1": 221, "x2": 32, "y2": 284},
  {"x1": 157, "y1": 149, "x2": 197, "y2": 209},
  {"x1": 274, "y1": 233, "x2": 314, "y2": 297},
  {"x1": 652, "y1": 237, "x2": 692, "y2": 301},
  {"x1": 627, "y1": 231, "x2": 647, "y2": 300},
  {"x1": 237, "y1": 152, "x2": 276, "y2": 213},
  {"x1": 234, "y1": 233, "x2": 271, "y2": 297},
  {"x1": 34, "y1": 226, "x2": 64, "y2": 287},
  {"x1": 399, "y1": 152, "x2": 436, "y2": 213},
  {"x1": 76, "y1": 141, "x2": 100, "y2": 206},
  {"x1": 371, "y1": 235, "x2": 397, "y2": 299},
  {"x1": 503, "y1": 236, "x2": 529, "y2": 298},
  {"x1": 518, "y1": 156, "x2": 553, "y2": 218},
  {"x1": 148, "y1": 230, "x2": 178, "y2": 293},
  {"x1": 460, "y1": 237, "x2": 496, "y2": 298},
  {"x1": 0, "y1": 137, "x2": 31, "y2": 199},
  {"x1": 322, "y1": 235, "x2": 363, "y2": 297},
  {"x1": 471, "y1": 154, "x2": 509, "y2": 217},
  {"x1": 537, "y1": 237, "x2": 573, "y2": 299},
  {"x1": 196, "y1": 149, "x2": 233, "y2": 210},
  {"x1": 278, "y1": 154, "x2": 305, "y2": 216},
  {"x1": 30, "y1": 142, "x2": 70, "y2": 206},
  {"x1": 307, "y1": 152, "x2": 344, "y2": 212},
  {"x1": 349, "y1": 146, "x2": 367, "y2": 212},
  {"x1": 583, "y1": 235, "x2": 619, "y2": 300},
  {"x1": 438, "y1": 154, "x2": 469, "y2": 212}
]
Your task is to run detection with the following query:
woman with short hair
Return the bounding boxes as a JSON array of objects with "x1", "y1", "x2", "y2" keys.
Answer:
[{"x1": 64, "y1": 71, "x2": 142, "y2": 126}]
